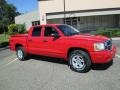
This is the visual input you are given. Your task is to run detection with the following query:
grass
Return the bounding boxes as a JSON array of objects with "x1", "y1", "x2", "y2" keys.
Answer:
[{"x1": 0, "y1": 34, "x2": 10, "y2": 47}]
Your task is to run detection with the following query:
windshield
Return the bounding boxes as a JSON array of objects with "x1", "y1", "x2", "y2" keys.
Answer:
[{"x1": 57, "y1": 25, "x2": 80, "y2": 36}]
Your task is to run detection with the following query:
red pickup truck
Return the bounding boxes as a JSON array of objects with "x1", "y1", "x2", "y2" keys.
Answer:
[{"x1": 9, "y1": 24, "x2": 116, "y2": 73}]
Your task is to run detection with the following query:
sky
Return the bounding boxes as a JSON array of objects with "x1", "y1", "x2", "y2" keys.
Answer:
[{"x1": 6, "y1": 0, "x2": 38, "y2": 13}]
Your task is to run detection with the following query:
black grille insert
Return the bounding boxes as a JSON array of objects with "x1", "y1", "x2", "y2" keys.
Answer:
[{"x1": 105, "y1": 40, "x2": 112, "y2": 50}]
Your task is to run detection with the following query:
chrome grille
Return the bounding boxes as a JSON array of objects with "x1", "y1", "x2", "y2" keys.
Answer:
[{"x1": 104, "y1": 39, "x2": 112, "y2": 50}]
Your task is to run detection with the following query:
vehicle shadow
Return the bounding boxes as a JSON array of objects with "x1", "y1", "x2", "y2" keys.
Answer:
[
  {"x1": 91, "y1": 60, "x2": 113, "y2": 70},
  {"x1": 29, "y1": 55, "x2": 113, "y2": 71},
  {"x1": 29, "y1": 55, "x2": 68, "y2": 65}
]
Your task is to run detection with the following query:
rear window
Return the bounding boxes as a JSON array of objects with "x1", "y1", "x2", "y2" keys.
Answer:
[{"x1": 32, "y1": 27, "x2": 41, "y2": 37}]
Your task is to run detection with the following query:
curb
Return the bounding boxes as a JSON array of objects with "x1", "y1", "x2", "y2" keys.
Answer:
[
  {"x1": 112, "y1": 38, "x2": 120, "y2": 40},
  {"x1": 0, "y1": 46, "x2": 9, "y2": 51}
]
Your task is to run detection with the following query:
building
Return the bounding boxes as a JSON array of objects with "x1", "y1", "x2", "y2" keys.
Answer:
[
  {"x1": 15, "y1": 10, "x2": 40, "y2": 30},
  {"x1": 38, "y1": 0, "x2": 120, "y2": 32}
]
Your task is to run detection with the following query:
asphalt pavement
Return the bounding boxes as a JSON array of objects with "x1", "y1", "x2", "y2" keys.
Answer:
[{"x1": 0, "y1": 40, "x2": 120, "y2": 90}]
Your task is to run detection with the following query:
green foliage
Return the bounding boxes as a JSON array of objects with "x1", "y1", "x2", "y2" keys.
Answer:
[
  {"x1": 96, "y1": 28, "x2": 120, "y2": 37},
  {"x1": 4, "y1": 4, "x2": 20, "y2": 23},
  {"x1": 8, "y1": 24, "x2": 18, "y2": 35},
  {"x1": 0, "y1": 17, "x2": 9, "y2": 28},
  {"x1": 0, "y1": 34, "x2": 9, "y2": 47},
  {"x1": 8, "y1": 24, "x2": 26, "y2": 35},
  {"x1": 0, "y1": 34, "x2": 9, "y2": 42},
  {"x1": 17, "y1": 24, "x2": 26, "y2": 34},
  {"x1": 116, "y1": 31, "x2": 120, "y2": 37},
  {"x1": 0, "y1": 0, "x2": 20, "y2": 33}
]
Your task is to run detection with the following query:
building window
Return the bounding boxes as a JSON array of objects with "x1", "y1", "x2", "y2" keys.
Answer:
[
  {"x1": 32, "y1": 21, "x2": 40, "y2": 26},
  {"x1": 65, "y1": 17, "x2": 78, "y2": 29}
]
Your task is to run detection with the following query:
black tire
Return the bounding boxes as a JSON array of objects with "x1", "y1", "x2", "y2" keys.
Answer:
[
  {"x1": 16, "y1": 46, "x2": 28, "y2": 61},
  {"x1": 68, "y1": 50, "x2": 91, "y2": 73}
]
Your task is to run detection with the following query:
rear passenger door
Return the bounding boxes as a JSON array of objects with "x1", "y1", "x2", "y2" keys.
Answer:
[{"x1": 28, "y1": 26, "x2": 44, "y2": 55}]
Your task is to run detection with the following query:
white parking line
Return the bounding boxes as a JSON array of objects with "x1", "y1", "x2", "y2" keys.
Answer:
[
  {"x1": 0, "y1": 58, "x2": 18, "y2": 69},
  {"x1": 116, "y1": 54, "x2": 120, "y2": 58},
  {"x1": 5, "y1": 58, "x2": 18, "y2": 66}
]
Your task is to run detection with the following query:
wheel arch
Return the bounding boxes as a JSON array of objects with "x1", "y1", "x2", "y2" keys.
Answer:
[
  {"x1": 15, "y1": 44, "x2": 23, "y2": 50},
  {"x1": 67, "y1": 47, "x2": 91, "y2": 61}
]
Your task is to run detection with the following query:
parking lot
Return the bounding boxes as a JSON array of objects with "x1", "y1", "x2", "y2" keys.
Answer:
[{"x1": 0, "y1": 40, "x2": 120, "y2": 90}]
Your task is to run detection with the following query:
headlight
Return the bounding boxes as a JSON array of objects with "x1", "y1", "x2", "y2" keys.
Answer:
[{"x1": 94, "y1": 43, "x2": 105, "y2": 51}]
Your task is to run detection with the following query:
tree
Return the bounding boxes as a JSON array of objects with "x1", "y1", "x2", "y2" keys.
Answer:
[
  {"x1": 0, "y1": 17, "x2": 9, "y2": 33},
  {"x1": 0, "y1": 0, "x2": 20, "y2": 33},
  {"x1": 4, "y1": 4, "x2": 20, "y2": 23},
  {"x1": 0, "y1": 0, "x2": 6, "y2": 8}
]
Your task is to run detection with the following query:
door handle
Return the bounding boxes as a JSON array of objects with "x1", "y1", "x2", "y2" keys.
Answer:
[
  {"x1": 28, "y1": 39, "x2": 32, "y2": 42},
  {"x1": 43, "y1": 40, "x2": 48, "y2": 42}
]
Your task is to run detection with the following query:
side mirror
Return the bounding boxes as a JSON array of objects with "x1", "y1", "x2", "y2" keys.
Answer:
[{"x1": 51, "y1": 33, "x2": 60, "y2": 38}]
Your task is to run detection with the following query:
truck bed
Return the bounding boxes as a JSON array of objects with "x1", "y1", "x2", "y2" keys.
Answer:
[
  {"x1": 9, "y1": 34, "x2": 28, "y2": 51},
  {"x1": 11, "y1": 34, "x2": 28, "y2": 37}
]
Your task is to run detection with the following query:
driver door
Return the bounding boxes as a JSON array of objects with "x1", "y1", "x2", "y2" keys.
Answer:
[{"x1": 42, "y1": 26, "x2": 63, "y2": 57}]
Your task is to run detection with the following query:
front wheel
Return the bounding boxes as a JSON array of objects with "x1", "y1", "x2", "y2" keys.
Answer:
[
  {"x1": 68, "y1": 50, "x2": 91, "y2": 73},
  {"x1": 16, "y1": 46, "x2": 28, "y2": 61}
]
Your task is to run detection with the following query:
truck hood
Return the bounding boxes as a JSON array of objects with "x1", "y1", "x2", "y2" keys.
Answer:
[{"x1": 70, "y1": 34, "x2": 109, "y2": 42}]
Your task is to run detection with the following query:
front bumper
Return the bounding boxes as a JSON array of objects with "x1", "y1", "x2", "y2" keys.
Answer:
[{"x1": 90, "y1": 45, "x2": 116, "y2": 64}]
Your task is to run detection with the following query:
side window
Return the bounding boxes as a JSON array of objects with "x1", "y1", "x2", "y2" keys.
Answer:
[
  {"x1": 32, "y1": 27, "x2": 41, "y2": 37},
  {"x1": 44, "y1": 26, "x2": 58, "y2": 37}
]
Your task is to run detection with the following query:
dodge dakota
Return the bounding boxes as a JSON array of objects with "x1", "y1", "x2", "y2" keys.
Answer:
[{"x1": 9, "y1": 24, "x2": 116, "y2": 73}]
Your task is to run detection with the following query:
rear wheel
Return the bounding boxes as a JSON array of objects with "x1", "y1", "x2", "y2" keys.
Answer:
[
  {"x1": 68, "y1": 50, "x2": 91, "y2": 73},
  {"x1": 16, "y1": 46, "x2": 28, "y2": 61}
]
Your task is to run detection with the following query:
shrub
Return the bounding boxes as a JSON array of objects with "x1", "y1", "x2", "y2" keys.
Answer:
[
  {"x1": 8, "y1": 24, "x2": 26, "y2": 35},
  {"x1": 115, "y1": 30, "x2": 120, "y2": 37},
  {"x1": 96, "y1": 28, "x2": 120, "y2": 37},
  {"x1": 17, "y1": 24, "x2": 26, "y2": 34},
  {"x1": 8, "y1": 24, "x2": 18, "y2": 35}
]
